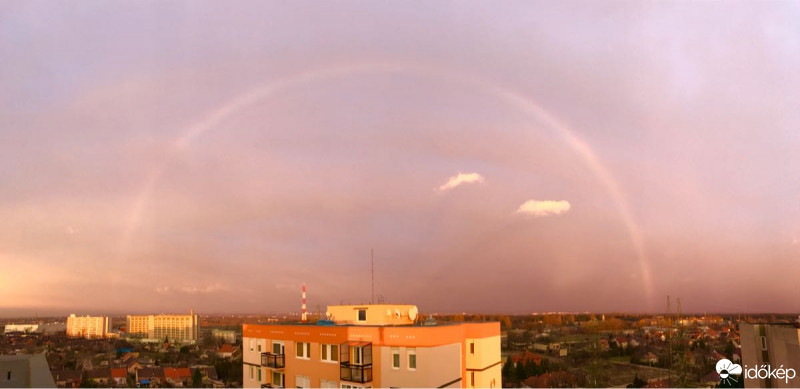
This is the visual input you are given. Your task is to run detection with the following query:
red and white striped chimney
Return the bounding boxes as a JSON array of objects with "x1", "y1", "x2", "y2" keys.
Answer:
[{"x1": 301, "y1": 283, "x2": 307, "y2": 322}]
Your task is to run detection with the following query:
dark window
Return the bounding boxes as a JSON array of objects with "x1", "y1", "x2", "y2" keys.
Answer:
[
  {"x1": 470, "y1": 342, "x2": 475, "y2": 354},
  {"x1": 358, "y1": 309, "x2": 367, "y2": 322},
  {"x1": 7, "y1": 371, "x2": 11, "y2": 380}
]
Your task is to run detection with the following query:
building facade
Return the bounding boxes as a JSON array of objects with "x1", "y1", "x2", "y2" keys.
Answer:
[
  {"x1": 740, "y1": 323, "x2": 800, "y2": 388},
  {"x1": 66, "y1": 315, "x2": 111, "y2": 339},
  {"x1": 126, "y1": 310, "x2": 199, "y2": 343},
  {"x1": 0, "y1": 354, "x2": 56, "y2": 388},
  {"x1": 242, "y1": 304, "x2": 501, "y2": 388}
]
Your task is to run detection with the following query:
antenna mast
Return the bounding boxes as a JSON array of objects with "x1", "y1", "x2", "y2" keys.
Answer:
[{"x1": 371, "y1": 248, "x2": 375, "y2": 304}]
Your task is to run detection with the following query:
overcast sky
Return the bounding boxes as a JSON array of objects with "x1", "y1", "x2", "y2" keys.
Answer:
[{"x1": 2, "y1": 1, "x2": 799, "y2": 316}]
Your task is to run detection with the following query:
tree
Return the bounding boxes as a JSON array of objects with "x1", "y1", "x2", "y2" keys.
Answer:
[
  {"x1": 515, "y1": 359, "x2": 528, "y2": 382},
  {"x1": 502, "y1": 355, "x2": 514, "y2": 383},
  {"x1": 192, "y1": 368, "x2": 203, "y2": 388},
  {"x1": 627, "y1": 374, "x2": 647, "y2": 388}
]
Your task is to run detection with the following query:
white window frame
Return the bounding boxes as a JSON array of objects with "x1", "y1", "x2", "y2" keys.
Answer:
[
  {"x1": 391, "y1": 347, "x2": 400, "y2": 369},
  {"x1": 296, "y1": 375, "x2": 310, "y2": 389},
  {"x1": 296, "y1": 341, "x2": 311, "y2": 359},
  {"x1": 321, "y1": 344, "x2": 339, "y2": 363},
  {"x1": 407, "y1": 348, "x2": 416, "y2": 370},
  {"x1": 320, "y1": 379, "x2": 338, "y2": 388}
]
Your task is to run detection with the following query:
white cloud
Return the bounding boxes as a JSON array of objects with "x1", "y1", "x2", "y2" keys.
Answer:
[
  {"x1": 515, "y1": 199, "x2": 571, "y2": 217},
  {"x1": 436, "y1": 172, "x2": 485, "y2": 192}
]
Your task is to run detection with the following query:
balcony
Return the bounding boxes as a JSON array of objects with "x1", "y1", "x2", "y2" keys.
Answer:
[
  {"x1": 260, "y1": 352, "x2": 285, "y2": 369},
  {"x1": 340, "y1": 363, "x2": 373, "y2": 383},
  {"x1": 339, "y1": 341, "x2": 373, "y2": 383}
]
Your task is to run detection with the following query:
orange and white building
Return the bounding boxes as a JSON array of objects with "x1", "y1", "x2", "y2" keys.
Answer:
[
  {"x1": 243, "y1": 304, "x2": 501, "y2": 388},
  {"x1": 66, "y1": 314, "x2": 111, "y2": 339}
]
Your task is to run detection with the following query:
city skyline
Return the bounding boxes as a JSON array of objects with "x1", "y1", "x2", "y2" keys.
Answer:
[{"x1": 2, "y1": 1, "x2": 800, "y2": 316}]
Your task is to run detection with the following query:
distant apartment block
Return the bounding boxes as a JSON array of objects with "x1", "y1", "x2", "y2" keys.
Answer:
[
  {"x1": 126, "y1": 309, "x2": 199, "y2": 343},
  {"x1": 242, "y1": 304, "x2": 501, "y2": 388},
  {"x1": 212, "y1": 329, "x2": 238, "y2": 344},
  {"x1": 3, "y1": 324, "x2": 39, "y2": 334},
  {"x1": 66, "y1": 314, "x2": 111, "y2": 339},
  {"x1": 740, "y1": 323, "x2": 800, "y2": 388}
]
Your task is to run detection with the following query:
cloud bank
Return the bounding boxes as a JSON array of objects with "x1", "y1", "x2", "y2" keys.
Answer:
[
  {"x1": 516, "y1": 200, "x2": 571, "y2": 217},
  {"x1": 436, "y1": 172, "x2": 485, "y2": 192}
]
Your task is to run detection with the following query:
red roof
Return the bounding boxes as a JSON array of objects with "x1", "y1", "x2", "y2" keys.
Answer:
[
  {"x1": 217, "y1": 344, "x2": 238, "y2": 353},
  {"x1": 111, "y1": 368, "x2": 127, "y2": 379},
  {"x1": 510, "y1": 351, "x2": 543, "y2": 365},
  {"x1": 164, "y1": 367, "x2": 192, "y2": 380}
]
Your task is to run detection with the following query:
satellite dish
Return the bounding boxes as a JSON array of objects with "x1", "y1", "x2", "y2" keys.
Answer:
[
  {"x1": 325, "y1": 311, "x2": 331, "y2": 319},
  {"x1": 409, "y1": 306, "x2": 418, "y2": 321},
  {"x1": 394, "y1": 309, "x2": 401, "y2": 318}
]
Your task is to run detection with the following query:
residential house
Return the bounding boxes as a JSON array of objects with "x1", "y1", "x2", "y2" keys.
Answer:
[
  {"x1": 51, "y1": 370, "x2": 82, "y2": 387},
  {"x1": 164, "y1": 367, "x2": 192, "y2": 387},
  {"x1": 215, "y1": 344, "x2": 239, "y2": 359},
  {"x1": 136, "y1": 367, "x2": 165, "y2": 387},
  {"x1": 111, "y1": 368, "x2": 128, "y2": 386},
  {"x1": 86, "y1": 368, "x2": 111, "y2": 386}
]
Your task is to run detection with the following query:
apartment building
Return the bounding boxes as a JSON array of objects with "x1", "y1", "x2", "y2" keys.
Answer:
[
  {"x1": 66, "y1": 314, "x2": 111, "y2": 339},
  {"x1": 242, "y1": 304, "x2": 501, "y2": 388},
  {"x1": 126, "y1": 309, "x2": 199, "y2": 344},
  {"x1": 740, "y1": 322, "x2": 800, "y2": 388}
]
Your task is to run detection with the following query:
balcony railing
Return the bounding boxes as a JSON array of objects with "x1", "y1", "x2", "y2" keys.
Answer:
[
  {"x1": 340, "y1": 363, "x2": 373, "y2": 383},
  {"x1": 261, "y1": 352, "x2": 285, "y2": 369}
]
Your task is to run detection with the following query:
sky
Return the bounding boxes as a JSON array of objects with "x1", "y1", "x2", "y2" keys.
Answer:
[{"x1": 1, "y1": 1, "x2": 799, "y2": 316}]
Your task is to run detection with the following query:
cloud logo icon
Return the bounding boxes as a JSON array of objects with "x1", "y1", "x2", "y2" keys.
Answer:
[{"x1": 716, "y1": 358, "x2": 742, "y2": 380}]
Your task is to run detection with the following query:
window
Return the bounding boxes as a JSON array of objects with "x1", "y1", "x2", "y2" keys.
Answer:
[
  {"x1": 471, "y1": 371, "x2": 475, "y2": 387},
  {"x1": 7, "y1": 371, "x2": 10, "y2": 380},
  {"x1": 273, "y1": 341, "x2": 285, "y2": 355},
  {"x1": 470, "y1": 342, "x2": 475, "y2": 354},
  {"x1": 408, "y1": 348, "x2": 416, "y2": 370},
  {"x1": 296, "y1": 375, "x2": 310, "y2": 388},
  {"x1": 273, "y1": 371, "x2": 284, "y2": 387},
  {"x1": 320, "y1": 380, "x2": 338, "y2": 388},
  {"x1": 258, "y1": 368, "x2": 262, "y2": 382},
  {"x1": 250, "y1": 339, "x2": 255, "y2": 351},
  {"x1": 322, "y1": 344, "x2": 339, "y2": 362},
  {"x1": 391, "y1": 348, "x2": 400, "y2": 369},
  {"x1": 357, "y1": 309, "x2": 367, "y2": 322},
  {"x1": 296, "y1": 342, "x2": 311, "y2": 359},
  {"x1": 258, "y1": 343, "x2": 262, "y2": 352},
  {"x1": 761, "y1": 336, "x2": 768, "y2": 350},
  {"x1": 249, "y1": 366, "x2": 254, "y2": 379}
]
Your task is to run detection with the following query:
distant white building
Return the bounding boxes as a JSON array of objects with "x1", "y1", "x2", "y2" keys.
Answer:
[
  {"x1": 3, "y1": 324, "x2": 39, "y2": 334},
  {"x1": 0, "y1": 354, "x2": 56, "y2": 387},
  {"x1": 211, "y1": 329, "x2": 237, "y2": 344}
]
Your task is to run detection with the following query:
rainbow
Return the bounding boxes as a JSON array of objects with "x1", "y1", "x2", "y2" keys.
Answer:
[{"x1": 120, "y1": 60, "x2": 654, "y2": 308}]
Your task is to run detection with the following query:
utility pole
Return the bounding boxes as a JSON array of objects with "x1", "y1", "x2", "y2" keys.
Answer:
[{"x1": 371, "y1": 248, "x2": 375, "y2": 305}]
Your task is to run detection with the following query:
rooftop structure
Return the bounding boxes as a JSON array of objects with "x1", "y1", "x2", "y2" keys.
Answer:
[
  {"x1": 242, "y1": 303, "x2": 501, "y2": 388},
  {"x1": 0, "y1": 353, "x2": 56, "y2": 388}
]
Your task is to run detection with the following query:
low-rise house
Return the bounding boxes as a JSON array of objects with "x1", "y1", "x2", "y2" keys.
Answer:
[
  {"x1": 136, "y1": 367, "x2": 165, "y2": 387},
  {"x1": 215, "y1": 344, "x2": 239, "y2": 359},
  {"x1": 111, "y1": 367, "x2": 128, "y2": 386},
  {"x1": 164, "y1": 367, "x2": 192, "y2": 387},
  {"x1": 86, "y1": 368, "x2": 111, "y2": 386},
  {"x1": 126, "y1": 359, "x2": 143, "y2": 374},
  {"x1": 510, "y1": 351, "x2": 543, "y2": 366},
  {"x1": 51, "y1": 370, "x2": 82, "y2": 387},
  {"x1": 642, "y1": 352, "x2": 659, "y2": 364}
]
